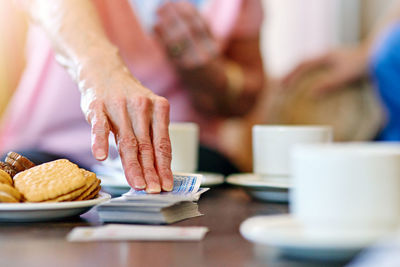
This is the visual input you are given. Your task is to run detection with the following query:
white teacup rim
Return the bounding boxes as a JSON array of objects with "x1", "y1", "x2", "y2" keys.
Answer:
[{"x1": 292, "y1": 142, "x2": 400, "y2": 156}]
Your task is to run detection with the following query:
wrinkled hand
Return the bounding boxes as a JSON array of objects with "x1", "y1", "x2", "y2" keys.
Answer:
[
  {"x1": 282, "y1": 46, "x2": 369, "y2": 96},
  {"x1": 80, "y1": 64, "x2": 173, "y2": 193},
  {"x1": 154, "y1": 1, "x2": 219, "y2": 69}
]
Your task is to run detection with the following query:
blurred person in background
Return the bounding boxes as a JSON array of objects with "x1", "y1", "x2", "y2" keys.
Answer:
[
  {"x1": 283, "y1": 1, "x2": 400, "y2": 142},
  {"x1": 0, "y1": 0, "x2": 264, "y2": 192}
]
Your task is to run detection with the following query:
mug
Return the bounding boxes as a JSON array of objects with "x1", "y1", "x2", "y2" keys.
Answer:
[
  {"x1": 252, "y1": 125, "x2": 332, "y2": 177},
  {"x1": 169, "y1": 122, "x2": 199, "y2": 173},
  {"x1": 291, "y1": 142, "x2": 400, "y2": 236}
]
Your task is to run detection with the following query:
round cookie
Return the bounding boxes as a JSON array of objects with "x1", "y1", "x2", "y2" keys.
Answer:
[
  {"x1": 0, "y1": 183, "x2": 21, "y2": 202},
  {"x1": 0, "y1": 169, "x2": 13, "y2": 186},
  {"x1": 0, "y1": 191, "x2": 19, "y2": 203}
]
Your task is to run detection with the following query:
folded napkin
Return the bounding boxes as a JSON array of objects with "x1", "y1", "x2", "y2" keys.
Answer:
[{"x1": 67, "y1": 224, "x2": 209, "y2": 242}]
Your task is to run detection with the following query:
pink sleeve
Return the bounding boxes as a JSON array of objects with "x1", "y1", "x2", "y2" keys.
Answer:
[{"x1": 231, "y1": 0, "x2": 264, "y2": 39}]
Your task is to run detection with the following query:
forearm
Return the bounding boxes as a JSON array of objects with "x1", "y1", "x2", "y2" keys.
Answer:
[
  {"x1": 23, "y1": 0, "x2": 126, "y2": 89},
  {"x1": 18, "y1": 0, "x2": 173, "y2": 193}
]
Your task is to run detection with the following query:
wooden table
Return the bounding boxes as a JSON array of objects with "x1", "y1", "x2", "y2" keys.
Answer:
[{"x1": 0, "y1": 186, "x2": 352, "y2": 267}]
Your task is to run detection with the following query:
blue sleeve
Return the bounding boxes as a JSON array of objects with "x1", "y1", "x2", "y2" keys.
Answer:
[{"x1": 370, "y1": 22, "x2": 400, "y2": 141}]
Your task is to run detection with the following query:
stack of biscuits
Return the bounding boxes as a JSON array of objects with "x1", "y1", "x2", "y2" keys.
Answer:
[{"x1": 0, "y1": 152, "x2": 101, "y2": 203}]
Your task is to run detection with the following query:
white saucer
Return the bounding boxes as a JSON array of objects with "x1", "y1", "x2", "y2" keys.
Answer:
[
  {"x1": 240, "y1": 215, "x2": 385, "y2": 261},
  {"x1": 0, "y1": 192, "x2": 111, "y2": 222},
  {"x1": 226, "y1": 173, "x2": 291, "y2": 202},
  {"x1": 99, "y1": 175, "x2": 130, "y2": 196},
  {"x1": 199, "y1": 172, "x2": 224, "y2": 187}
]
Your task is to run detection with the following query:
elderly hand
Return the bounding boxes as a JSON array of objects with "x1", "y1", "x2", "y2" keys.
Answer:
[
  {"x1": 80, "y1": 60, "x2": 173, "y2": 194},
  {"x1": 154, "y1": 1, "x2": 219, "y2": 69},
  {"x1": 282, "y1": 46, "x2": 369, "y2": 96}
]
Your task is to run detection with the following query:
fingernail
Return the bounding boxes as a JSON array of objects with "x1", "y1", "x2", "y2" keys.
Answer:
[
  {"x1": 133, "y1": 178, "x2": 146, "y2": 190},
  {"x1": 146, "y1": 184, "x2": 161, "y2": 194},
  {"x1": 95, "y1": 149, "x2": 106, "y2": 160},
  {"x1": 134, "y1": 184, "x2": 146, "y2": 190},
  {"x1": 162, "y1": 181, "x2": 173, "y2": 192}
]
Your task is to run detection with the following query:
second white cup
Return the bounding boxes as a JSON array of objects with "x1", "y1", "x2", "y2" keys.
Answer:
[
  {"x1": 169, "y1": 122, "x2": 199, "y2": 173},
  {"x1": 252, "y1": 125, "x2": 333, "y2": 177}
]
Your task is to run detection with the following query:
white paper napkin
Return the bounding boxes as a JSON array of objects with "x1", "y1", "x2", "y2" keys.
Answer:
[{"x1": 67, "y1": 224, "x2": 209, "y2": 242}]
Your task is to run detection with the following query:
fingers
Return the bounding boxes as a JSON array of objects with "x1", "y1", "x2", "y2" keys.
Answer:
[
  {"x1": 127, "y1": 96, "x2": 162, "y2": 193},
  {"x1": 111, "y1": 101, "x2": 147, "y2": 191},
  {"x1": 155, "y1": 4, "x2": 196, "y2": 64},
  {"x1": 174, "y1": 1, "x2": 217, "y2": 57},
  {"x1": 110, "y1": 94, "x2": 172, "y2": 193},
  {"x1": 154, "y1": 2, "x2": 213, "y2": 67},
  {"x1": 155, "y1": 3, "x2": 192, "y2": 45},
  {"x1": 174, "y1": 2, "x2": 209, "y2": 38},
  {"x1": 151, "y1": 97, "x2": 173, "y2": 192},
  {"x1": 88, "y1": 107, "x2": 110, "y2": 161}
]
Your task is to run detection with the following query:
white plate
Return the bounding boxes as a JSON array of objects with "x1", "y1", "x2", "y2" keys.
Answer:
[
  {"x1": 226, "y1": 173, "x2": 291, "y2": 202},
  {"x1": 240, "y1": 215, "x2": 384, "y2": 261},
  {"x1": 0, "y1": 192, "x2": 111, "y2": 222}
]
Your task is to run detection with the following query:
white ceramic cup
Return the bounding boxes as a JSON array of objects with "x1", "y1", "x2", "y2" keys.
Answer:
[
  {"x1": 291, "y1": 142, "x2": 400, "y2": 237},
  {"x1": 252, "y1": 125, "x2": 332, "y2": 177},
  {"x1": 169, "y1": 122, "x2": 199, "y2": 173}
]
